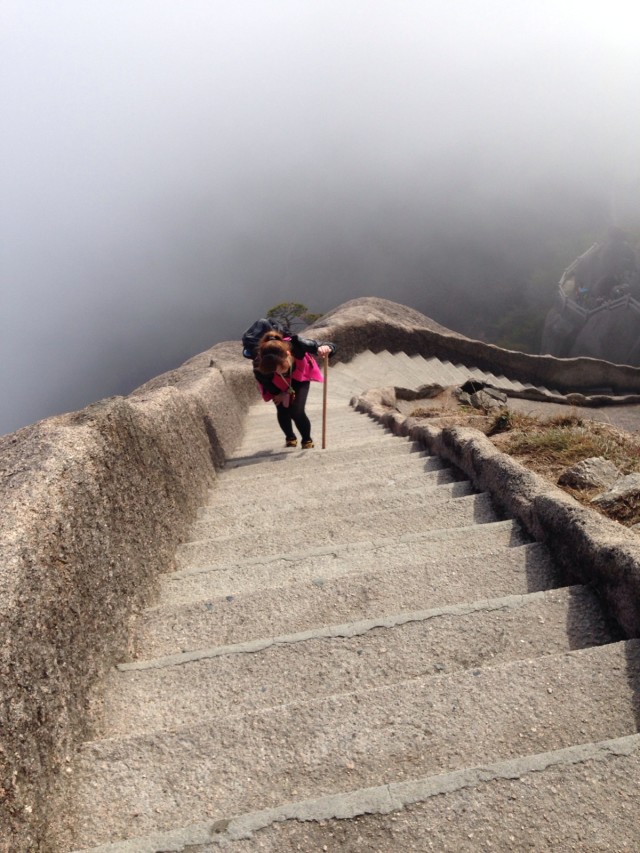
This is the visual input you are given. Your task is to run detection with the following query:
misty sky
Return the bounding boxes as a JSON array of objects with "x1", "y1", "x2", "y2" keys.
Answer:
[{"x1": 2, "y1": 1, "x2": 639, "y2": 435}]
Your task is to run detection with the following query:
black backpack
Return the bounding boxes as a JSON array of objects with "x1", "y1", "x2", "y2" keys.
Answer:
[{"x1": 241, "y1": 318, "x2": 288, "y2": 359}]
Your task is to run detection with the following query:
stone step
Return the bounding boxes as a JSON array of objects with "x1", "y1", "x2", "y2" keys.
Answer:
[
  {"x1": 135, "y1": 538, "x2": 557, "y2": 657},
  {"x1": 236, "y1": 424, "x2": 394, "y2": 448},
  {"x1": 240, "y1": 404, "x2": 387, "y2": 425},
  {"x1": 219, "y1": 445, "x2": 444, "y2": 485},
  {"x1": 242, "y1": 402, "x2": 379, "y2": 420},
  {"x1": 102, "y1": 585, "x2": 612, "y2": 738},
  {"x1": 161, "y1": 519, "x2": 528, "y2": 601},
  {"x1": 411, "y1": 355, "x2": 460, "y2": 386},
  {"x1": 231, "y1": 420, "x2": 400, "y2": 444},
  {"x1": 65, "y1": 640, "x2": 640, "y2": 850},
  {"x1": 406, "y1": 356, "x2": 525, "y2": 395},
  {"x1": 81, "y1": 734, "x2": 640, "y2": 852},
  {"x1": 162, "y1": 517, "x2": 528, "y2": 594},
  {"x1": 191, "y1": 480, "x2": 476, "y2": 539},
  {"x1": 387, "y1": 351, "x2": 442, "y2": 384},
  {"x1": 433, "y1": 359, "x2": 467, "y2": 386},
  {"x1": 329, "y1": 351, "x2": 556, "y2": 400},
  {"x1": 239, "y1": 419, "x2": 390, "y2": 440},
  {"x1": 326, "y1": 365, "x2": 388, "y2": 395},
  {"x1": 175, "y1": 492, "x2": 499, "y2": 568},
  {"x1": 202, "y1": 466, "x2": 465, "y2": 514},
  {"x1": 224, "y1": 438, "x2": 426, "y2": 472},
  {"x1": 357, "y1": 351, "x2": 453, "y2": 390},
  {"x1": 234, "y1": 430, "x2": 404, "y2": 455},
  {"x1": 210, "y1": 462, "x2": 456, "y2": 504},
  {"x1": 456, "y1": 364, "x2": 525, "y2": 394}
]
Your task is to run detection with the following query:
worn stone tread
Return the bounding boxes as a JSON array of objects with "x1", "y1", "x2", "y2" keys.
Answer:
[
  {"x1": 134, "y1": 541, "x2": 558, "y2": 657},
  {"x1": 224, "y1": 439, "x2": 425, "y2": 471},
  {"x1": 203, "y1": 466, "x2": 465, "y2": 513},
  {"x1": 73, "y1": 734, "x2": 640, "y2": 852},
  {"x1": 191, "y1": 480, "x2": 476, "y2": 538},
  {"x1": 93, "y1": 586, "x2": 613, "y2": 737},
  {"x1": 175, "y1": 492, "x2": 499, "y2": 568},
  {"x1": 65, "y1": 640, "x2": 640, "y2": 849},
  {"x1": 212, "y1": 450, "x2": 450, "y2": 494},
  {"x1": 160, "y1": 520, "x2": 524, "y2": 604}
]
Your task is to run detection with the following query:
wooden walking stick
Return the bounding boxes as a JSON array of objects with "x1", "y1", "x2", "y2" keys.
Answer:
[{"x1": 322, "y1": 352, "x2": 328, "y2": 449}]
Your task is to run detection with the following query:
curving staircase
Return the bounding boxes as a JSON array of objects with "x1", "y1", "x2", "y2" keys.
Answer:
[{"x1": 62, "y1": 352, "x2": 640, "y2": 852}]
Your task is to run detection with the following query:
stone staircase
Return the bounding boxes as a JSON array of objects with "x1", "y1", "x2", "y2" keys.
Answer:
[
  {"x1": 61, "y1": 352, "x2": 640, "y2": 852},
  {"x1": 329, "y1": 349, "x2": 559, "y2": 397}
]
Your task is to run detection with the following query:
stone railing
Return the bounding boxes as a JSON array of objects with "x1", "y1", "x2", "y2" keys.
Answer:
[
  {"x1": 4, "y1": 295, "x2": 640, "y2": 851},
  {"x1": 313, "y1": 297, "x2": 640, "y2": 395},
  {"x1": 355, "y1": 384, "x2": 640, "y2": 641},
  {"x1": 0, "y1": 341, "x2": 256, "y2": 852}
]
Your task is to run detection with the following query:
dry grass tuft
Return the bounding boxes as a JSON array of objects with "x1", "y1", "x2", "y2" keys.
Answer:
[
  {"x1": 404, "y1": 390, "x2": 640, "y2": 525},
  {"x1": 490, "y1": 411, "x2": 640, "y2": 477},
  {"x1": 488, "y1": 409, "x2": 640, "y2": 526}
]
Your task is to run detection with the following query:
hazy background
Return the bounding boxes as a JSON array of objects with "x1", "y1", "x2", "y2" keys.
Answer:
[{"x1": 2, "y1": 1, "x2": 639, "y2": 435}]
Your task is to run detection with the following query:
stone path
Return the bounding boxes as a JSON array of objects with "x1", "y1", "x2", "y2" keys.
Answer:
[{"x1": 62, "y1": 352, "x2": 640, "y2": 852}]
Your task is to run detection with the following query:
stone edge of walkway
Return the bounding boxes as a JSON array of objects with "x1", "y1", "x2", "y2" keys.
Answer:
[{"x1": 353, "y1": 387, "x2": 640, "y2": 638}]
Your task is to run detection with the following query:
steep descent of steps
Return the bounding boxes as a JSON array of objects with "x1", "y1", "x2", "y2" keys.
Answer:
[{"x1": 61, "y1": 354, "x2": 635, "y2": 853}]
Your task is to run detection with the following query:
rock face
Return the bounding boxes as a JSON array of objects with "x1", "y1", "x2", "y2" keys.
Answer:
[
  {"x1": 540, "y1": 231, "x2": 640, "y2": 365},
  {"x1": 541, "y1": 294, "x2": 640, "y2": 365},
  {"x1": 558, "y1": 457, "x2": 621, "y2": 490},
  {"x1": 592, "y1": 474, "x2": 640, "y2": 508}
]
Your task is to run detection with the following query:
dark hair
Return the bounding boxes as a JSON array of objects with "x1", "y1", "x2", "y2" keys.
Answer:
[
  {"x1": 261, "y1": 330, "x2": 284, "y2": 343},
  {"x1": 255, "y1": 334, "x2": 290, "y2": 374}
]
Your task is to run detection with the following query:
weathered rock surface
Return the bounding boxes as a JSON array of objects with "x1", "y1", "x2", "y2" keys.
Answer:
[
  {"x1": 0, "y1": 342, "x2": 256, "y2": 852},
  {"x1": 592, "y1": 473, "x2": 640, "y2": 508},
  {"x1": 470, "y1": 388, "x2": 507, "y2": 410},
  {"x1": 558, "y1": 457, "x2": 620, "y2": 490}
]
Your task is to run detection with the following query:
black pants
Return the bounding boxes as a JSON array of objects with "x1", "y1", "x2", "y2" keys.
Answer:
[{"x1": 275, "y1": 380, "x2": 311, "y2": 443}]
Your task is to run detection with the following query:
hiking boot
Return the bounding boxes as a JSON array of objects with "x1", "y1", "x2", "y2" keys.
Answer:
[
  {"x1": 285, "y1": 437, "x2": 298, "y2": 448},
  {"x1": 301, "y1": 439, "x2": 314, "y2": 449}
]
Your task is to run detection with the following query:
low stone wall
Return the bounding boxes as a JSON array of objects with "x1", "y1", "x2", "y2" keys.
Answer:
[
  {"x1": 355, "y1": 385, "x2": 640, "y2": 640},
  {"x1": 312, "y1": 296, "x2": 640, "y2": 394},
  {"x1": 0, "y1": 341, "x2": 256, "y2": 853}
]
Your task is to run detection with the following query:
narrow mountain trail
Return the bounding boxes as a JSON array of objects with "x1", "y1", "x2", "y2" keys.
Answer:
[{"x1": 60, "y1": 352, "x2": 640, "y2": 852}]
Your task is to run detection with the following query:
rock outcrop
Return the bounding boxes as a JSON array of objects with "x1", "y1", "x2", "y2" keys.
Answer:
[{"x1": 540, "y1": 230, "x2": 640, "y2": 365}]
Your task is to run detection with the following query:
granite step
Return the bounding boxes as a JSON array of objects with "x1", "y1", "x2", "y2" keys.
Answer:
[
  {"x1": 224, "y1": 438, "x2": 427, "y2": 472},
  {"x1": 203, "y1": 466, "x2": 465, "y2": 513},
  {"x1": 219, "y1": 446, "x2": 444, "y2": 486},
  {"x1": 88, "y1": 734, "x2": 640, "y2": 853},
  {"x1": 65, "y1": 640, "x2": 640, "y2": 850},
  {"x1": 175, "y1": 492, "x2": 499, "y2": 568},
  {"x1": 210, "y1": 462, "x2": 456, "y2": 504},
  {"x1": 133, "y1": 538, "x2": 558, "y2": 658},
  {"x1": 160, "y1": 519, "x2": 528, "y2": 600},
  {"x1": 98, "y1": 585, "x2": 612, "y2": 738},
  {"x1": 191, "y1": 480, "x2": 476, "y2": 539}
]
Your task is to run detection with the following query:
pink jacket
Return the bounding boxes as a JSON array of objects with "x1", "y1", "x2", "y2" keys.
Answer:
[{"x1": 258, "y1": 353, "x2": 324, "y2": 401}]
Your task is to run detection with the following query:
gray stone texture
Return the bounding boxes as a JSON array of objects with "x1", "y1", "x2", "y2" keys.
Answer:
[
  {"x1": 558, "y1": 456, "x2": 620, "y2": 489},
  {"x1": 592, "y1": 472, "x2": 640, "y2": 507},
  {"x1": 0, "y1": 342, "x2": 256, "y2": 852},
  {"x1": 356, "y1": 383, "x2": 640, "y2": 637},
  {"x1": 4, "y1": 296, "x2": 640, "y2": 851}
]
